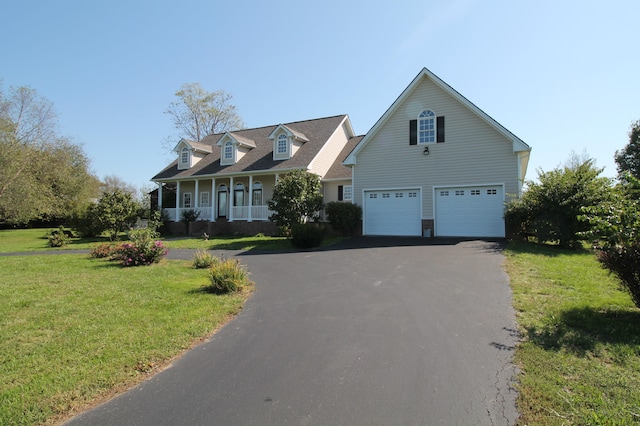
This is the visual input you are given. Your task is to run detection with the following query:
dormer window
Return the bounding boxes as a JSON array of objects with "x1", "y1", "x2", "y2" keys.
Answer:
[
  {"x1": 277, "y1": 134, "x2": 288, "y2": 154},
  {"x1": 223, "y1": 141, "x2": 233, "y2": 161},
  {"x1": 180, "y1": 147, "x2": 189, "y2": 165}
]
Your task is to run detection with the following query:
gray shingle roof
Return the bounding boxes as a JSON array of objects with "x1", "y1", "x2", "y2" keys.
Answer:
[{"x1": 152, "y1": 115, "x2": 348, "y2": 181}]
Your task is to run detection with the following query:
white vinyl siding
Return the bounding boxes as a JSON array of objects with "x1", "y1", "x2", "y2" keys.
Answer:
[
  {"x1": 352, "y1": 76, "x2": 519, "y2": 223},
  {"x1": 309, "y1": 120, "x2": 353, "y2": 177}
]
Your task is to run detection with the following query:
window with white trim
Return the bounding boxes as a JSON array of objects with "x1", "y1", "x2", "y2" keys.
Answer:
[
  {"x1": 455, "y1": 190, "x2": 465, "y2": 196},
  {"x1": 418, "y1": 110, "x2": 436, "y2": 144},
  {"x1": 200, "y1": 192, "x2": 210, "y2": 207},
  {"x1": 487, "y1": 189, "x2": 497, "y2": 195},
  {"x1": 180, "y1": 147, "x2": 189, "y2": 165},
  {"x1": 224, "y1": 141, "x2": 233, "y2": 160},
  {"x1": 277, "y1": 134, "x2": 288, "y2": 154},
  {"x1": 471, "y1": 189, "x2": 481, "y2": 195},
  {"x1": 183, "y1": 192, "x2": 192, "y2": 208},
  {"x1": 343, "y1": 185, "x2": 353, "y2": 201}
]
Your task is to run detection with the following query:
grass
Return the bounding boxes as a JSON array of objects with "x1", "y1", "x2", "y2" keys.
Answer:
[
  {"x1": 165, "y1": 234, "x2": 344, "y2": 251},
  {"x1": 0, "y1": 254, "x2": 252, "y2": 425},
  {"x1": 0, "y1": 228, "x2": 344, "y2": 253},
  {"x1": 505, "y1": 242, "x2": 640, "y2": 425}
]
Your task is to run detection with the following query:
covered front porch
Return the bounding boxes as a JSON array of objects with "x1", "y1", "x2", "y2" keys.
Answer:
[{"x1": 157, "y1": 174, "x2": 278, "y2": 223}]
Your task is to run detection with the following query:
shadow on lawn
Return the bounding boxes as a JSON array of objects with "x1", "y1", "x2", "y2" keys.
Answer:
[
  {"x1": 523, "y1": 306, "x2": 640, "y2": 356},
  {"x1": 506, "y1": 240, "x2": 593, "y2": 258}
]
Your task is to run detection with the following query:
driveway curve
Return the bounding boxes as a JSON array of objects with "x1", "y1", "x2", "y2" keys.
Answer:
[{"x1": 66, "y1": 238, "x2": 519, "y2": 425}]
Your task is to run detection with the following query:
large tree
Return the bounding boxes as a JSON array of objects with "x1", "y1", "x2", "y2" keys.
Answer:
[
  {"x1": 165, "y1": 83, "x2": 244, "y2": 143},
  {"x1": 0, "y1": 85, "x2": 99, "y2": 225},
  {"x1": 614, "y1": 119, "x2": 640, "y2": 180}
]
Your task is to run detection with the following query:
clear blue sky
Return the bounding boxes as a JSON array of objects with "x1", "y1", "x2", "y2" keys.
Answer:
[{"x1": 3, "y1": 0, "x2": 638, "y2": 190}]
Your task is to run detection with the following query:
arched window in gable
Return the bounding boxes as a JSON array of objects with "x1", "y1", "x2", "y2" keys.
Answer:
[{"x1": 418, "y1": 110, "x2": 436, "y2": 144}]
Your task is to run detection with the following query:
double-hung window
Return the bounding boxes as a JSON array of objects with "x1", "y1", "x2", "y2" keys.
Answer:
[
  {"x1": 183, "y1": 192, "x2": 192, "y2": 208},
  {"x1": 277, "y1": 134, "x2": 288, "y2": 154},
  {"x1": 224, "y1": 141, "x2": 233, "y2": 161}
]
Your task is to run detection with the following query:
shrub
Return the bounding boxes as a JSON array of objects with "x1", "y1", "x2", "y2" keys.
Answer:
[
  {"x1": 112, "y1": 229, "x2": 167, "y2": 267},
  {"x1": 206, "y1": 258, "x2": 251, "y2": 293},
  {"x1": 325, "y1": 202, "x2": 362, "y2": 235},
  {"x1": 582, "y1": 180, "x2": 640, "y2": 308},
  {"x1": 192, "y1": 249, "x2": 217, "y2": 269},
  {"x1": 180, "y1": 209, "x2": 200, "y2": 223},
  {"x1": 89, "y1": 243, "x2": 117, "y2": 258},
  {"x1": 48, "y1": 226, "x2": 71, "y2": 247},
  {"x1": 290, "y1": 223, "x2": 325, "y2": 248},
  {"x1": 70, "y1": 203, "x2": 104, "y2": 237}
]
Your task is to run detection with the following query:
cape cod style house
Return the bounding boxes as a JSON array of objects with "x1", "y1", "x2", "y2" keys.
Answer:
[
  {"x1": 151, "y1": 114, "x2": 358, "y2": 235},
  {"x1": 151, "y1": 68, "x2": 531, "y2": 238}
]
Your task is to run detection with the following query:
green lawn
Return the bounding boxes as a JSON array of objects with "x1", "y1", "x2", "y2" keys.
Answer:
[
  {"x1": 0, "y1": 253, "x2": 251, "y2": 425},
  {"x1": 505, "y1": 242, "x2": 640, "y2": 425},
  {"x1": 0, "y1": 228, "x2": 343, "y2": 253}
]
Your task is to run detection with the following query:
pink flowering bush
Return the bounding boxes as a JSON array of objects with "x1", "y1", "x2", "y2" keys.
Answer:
[{"x1": 112, "y1": 229, "x2": 168, "y2": 267}]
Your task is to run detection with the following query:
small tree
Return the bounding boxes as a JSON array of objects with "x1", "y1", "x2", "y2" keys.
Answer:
[
  {"x1": 268, "y1": 169, "x2": 324, "y2": 235},
  {"x1": 504, "y1": 154, "x2": 613, "y2": 248},
  {"x1": 94, "y1": 189, "x2": 140, "y2": 241}
]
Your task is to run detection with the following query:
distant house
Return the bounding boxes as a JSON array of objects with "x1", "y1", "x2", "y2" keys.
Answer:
[{"x1": 151, "y1": 68, "x2": 531, "y2": 237}]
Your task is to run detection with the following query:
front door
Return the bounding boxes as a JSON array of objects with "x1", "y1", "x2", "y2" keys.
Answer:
[{"x1": 217, "y1": 191, "x2": 227, "y2": 218}]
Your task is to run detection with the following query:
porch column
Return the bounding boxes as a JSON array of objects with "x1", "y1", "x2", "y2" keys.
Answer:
[
  {"x1": 229, "y1": 176, "x2": 234, "y2": 222},
  {"x1": 211, "y1": 178, "x2": 216, "y2": 221},
  {"x1": 248, "y1": 175, "x2": 253, "y2": 222},
  {"x1": 194, "y1": 180, "x2": 199, "y2": 212},
  {"x1": 175, "y1": 181, "x2": 181, "y2": 222},
  {"x1": 157, "y1": 182, "x2": 163, "y2": 210}
]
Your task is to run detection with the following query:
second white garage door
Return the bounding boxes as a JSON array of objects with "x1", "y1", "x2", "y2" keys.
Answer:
[
  {"x1": 435, "y1": 185, "x2": 505, "y2": 237},
  {"x1": 364, "y1": 189, "x2": 421, "y2": 236}
]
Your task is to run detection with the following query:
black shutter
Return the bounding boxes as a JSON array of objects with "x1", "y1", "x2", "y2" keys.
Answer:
[
  {"x1": 409, "y1": 120, "x2": 417, "y2": 145},
  {"x1": 338, "y1": 185, "x2": 344, "y2": 201},
  {"x1": 436, "y1": 116, "x2": 445, "y2": 143}
]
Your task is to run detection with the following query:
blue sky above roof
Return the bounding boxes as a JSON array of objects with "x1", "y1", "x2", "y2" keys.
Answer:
[{"x1": 2, "y1": 0, "x2": 638, "y2": 189}]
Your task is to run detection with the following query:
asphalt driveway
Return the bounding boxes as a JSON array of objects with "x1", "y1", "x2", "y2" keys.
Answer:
[{"x1": 66, "y1": 238, "x2": 519, "y2": 425}]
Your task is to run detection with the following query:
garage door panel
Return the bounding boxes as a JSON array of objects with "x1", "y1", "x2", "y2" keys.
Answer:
[
  {"x1": 364, "y1": 190, "x2": 421, "y2": 236},
  {"x1": 435, "y1": 186, "x2": 505, "y2": 238}
]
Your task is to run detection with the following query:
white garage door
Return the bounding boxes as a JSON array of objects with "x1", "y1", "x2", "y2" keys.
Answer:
[
  {"x1": 364, "y1": 189, "x2": 421, "y2": 236},
  {"x1": 435, "y1": 186, "x2": 505, "y2": 237}
]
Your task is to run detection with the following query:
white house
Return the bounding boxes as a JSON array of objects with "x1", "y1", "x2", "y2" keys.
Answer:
[{"x1": 151, "y1": 68, "x2": 530, "y2": 238}]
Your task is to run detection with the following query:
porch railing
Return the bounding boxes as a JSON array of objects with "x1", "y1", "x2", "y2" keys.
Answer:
[{"x1": 164, "y1": 206, "x2": 273, "y2": 222}]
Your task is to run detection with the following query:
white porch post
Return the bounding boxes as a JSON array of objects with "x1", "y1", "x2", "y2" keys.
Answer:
[
  {"x1": 194, "y1": 180, "x2": 199, "y2": 212},
  {"x1": 175, "y1": 181, "x2": 181, "y2": 222},
  {"x1": 229, "y1": 176, "x2": 234, "y2": 222},
  {"x1": 211, "y1": 178, "x2": 216, "y2": 221},
  {"x1": 248, "y1": 175, "x2": 253, "y2": 222},
  {"x1": 157, "y1": 182, "x2": 163, "y2": 210}
]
